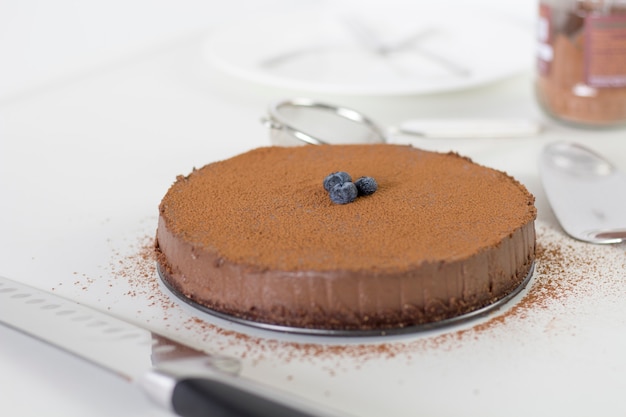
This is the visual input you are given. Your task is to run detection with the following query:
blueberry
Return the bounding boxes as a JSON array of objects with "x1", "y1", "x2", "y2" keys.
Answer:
[
  {"x1": 355, "y1": 176, "x2": 378, "y2": 196},
  {"x1": 329, "y1": 182, "x2": 358, "y2": 204},
  {"x1": 323, "y1": 171, "x2": 352, "y2": 192}
]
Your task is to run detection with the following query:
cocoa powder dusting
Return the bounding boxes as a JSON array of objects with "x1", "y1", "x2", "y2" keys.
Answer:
[
  {"x1": 159, "y1": 145, "x2": 535, "y2": 272},
  {"x1": 78, "y1": 219, "x2": 625, "y2": 371}
]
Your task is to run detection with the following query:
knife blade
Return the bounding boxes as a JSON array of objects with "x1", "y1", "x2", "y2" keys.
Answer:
[
  {"x1": 0, "y1": 275, "x2": 344, "y2": 417},
  {"x1": 539, "y1": 141, "x2": 626, "y2": 244}
]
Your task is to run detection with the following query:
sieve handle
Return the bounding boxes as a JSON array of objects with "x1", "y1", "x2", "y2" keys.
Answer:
[{"x1": 394, "y1": 118, "x2": 541, "y2": 139}]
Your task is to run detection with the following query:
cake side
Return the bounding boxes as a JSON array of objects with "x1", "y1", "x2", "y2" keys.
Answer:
[{"x1": 156, "y1": 220, "x2": 535, "y2": 329}]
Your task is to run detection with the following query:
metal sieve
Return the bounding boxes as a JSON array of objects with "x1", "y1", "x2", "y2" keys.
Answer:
[{"x1": 261, "y1": 98, "x2": 387, "y2": 146}]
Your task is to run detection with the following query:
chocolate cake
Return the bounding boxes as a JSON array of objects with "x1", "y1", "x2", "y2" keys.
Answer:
[{"x1": 155, "y1": 144, "x2": 536, "y2": 331}]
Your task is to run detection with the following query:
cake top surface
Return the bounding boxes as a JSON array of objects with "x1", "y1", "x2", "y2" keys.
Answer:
[{"x1": 159, "y1": 144, "x2": 536, "y2": 272}]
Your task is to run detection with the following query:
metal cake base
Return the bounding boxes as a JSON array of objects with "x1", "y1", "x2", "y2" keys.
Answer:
[{"x1": 158, "y1": 262, "x2": 535, "y2": 337}]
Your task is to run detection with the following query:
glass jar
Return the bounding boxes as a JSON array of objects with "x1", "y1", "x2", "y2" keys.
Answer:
[{"x1": 536, "y1": 0, "x2": 626, "y2": 127}]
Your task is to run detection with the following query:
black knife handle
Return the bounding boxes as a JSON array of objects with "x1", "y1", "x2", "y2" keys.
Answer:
[{"x1": 172, "y1": 377, "x2": 323, "y2": 417}]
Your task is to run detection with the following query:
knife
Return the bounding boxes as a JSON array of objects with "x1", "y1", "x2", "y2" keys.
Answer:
[
  {"x1": 539, "y1": 141, "x2": 626, "y2": 244},
  {"x1": 0, "y1": 275, "x2": 344, "y2": 417}
]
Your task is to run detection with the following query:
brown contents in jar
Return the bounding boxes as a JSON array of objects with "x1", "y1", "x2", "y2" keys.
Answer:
[{"x1": 536, "y1": 1, "x2": 626, "y2": 126}]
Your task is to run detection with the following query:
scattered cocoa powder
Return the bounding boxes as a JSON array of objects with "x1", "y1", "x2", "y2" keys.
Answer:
[{"x1": 74, "y1": 220, "x2": 625, "y2": 371}]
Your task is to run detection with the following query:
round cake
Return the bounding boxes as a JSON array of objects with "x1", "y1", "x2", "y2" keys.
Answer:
[{"x1": 155, "y1": 144, "x2": 536, "y2": 331}]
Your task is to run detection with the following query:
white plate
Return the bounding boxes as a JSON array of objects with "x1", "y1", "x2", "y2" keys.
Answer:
[{"x1": 204, "y1": 7, "x2": 534, "y2": 96}]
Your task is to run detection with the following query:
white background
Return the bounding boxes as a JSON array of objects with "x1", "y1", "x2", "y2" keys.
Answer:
[{"x1": 1, "y1": 1, "x2": 626, "y2": 416}]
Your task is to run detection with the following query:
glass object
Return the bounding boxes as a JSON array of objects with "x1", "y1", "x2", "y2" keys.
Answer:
[{"x1": 536, "y1": 0, "x2": 626, "y2": 127}]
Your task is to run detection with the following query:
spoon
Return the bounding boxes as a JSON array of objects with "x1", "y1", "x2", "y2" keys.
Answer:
[{"x1": 540, "y1": 141, "x2": 626, "y2": 244}]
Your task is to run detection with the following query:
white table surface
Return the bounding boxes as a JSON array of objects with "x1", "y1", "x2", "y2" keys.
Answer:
[{"x1": 1, "y1": 1, "x2": 626, "y2": 416}]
